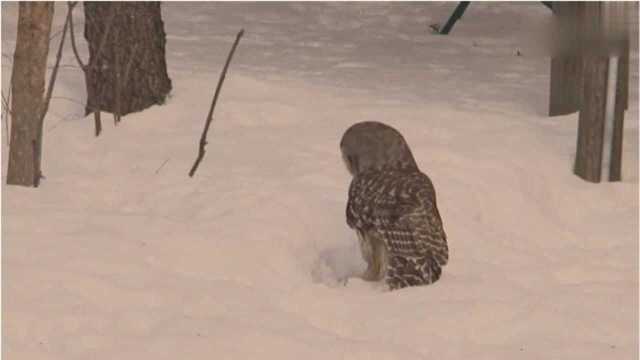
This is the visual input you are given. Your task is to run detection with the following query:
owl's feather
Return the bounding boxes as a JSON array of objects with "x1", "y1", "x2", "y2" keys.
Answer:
[{"x1": 347, "y1": 167, "x2": 448, "y2": 289}]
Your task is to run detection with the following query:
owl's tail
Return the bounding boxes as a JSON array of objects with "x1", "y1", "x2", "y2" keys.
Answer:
[{"x1": 386, "y1": 252, "x2": 442, "y2": 290}]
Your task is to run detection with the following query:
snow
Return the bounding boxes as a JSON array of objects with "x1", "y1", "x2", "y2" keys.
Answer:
[{"x1": 2, "y1": 2, "x2": 638, "y2": 359}]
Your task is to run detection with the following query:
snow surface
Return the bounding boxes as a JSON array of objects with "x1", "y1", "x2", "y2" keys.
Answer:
[{"x1": 2, "y1": 2, "x2": 638, "y2": 359}]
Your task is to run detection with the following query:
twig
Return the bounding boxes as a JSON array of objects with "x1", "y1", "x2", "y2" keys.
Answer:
[
  {"x1": 2, "y1": 91, "x2": 11, "y2": 146},
  {"x1": 155, "y1": 158, "x2": 170, "y2": 174},
  {"x1": 32, "y1": 140, "x2": 39, "y2": 187},
  {"x1": 3, "y1": 57, "x2": 15, "y2": 148},
  {"x1": 49, "y1": 28, "x2": 65, "y2": 42},
  {"x1": 94, "y1": 111, "x2": 102, "y2": 137},
  {"x1": 188, "y1": 29, "x2": 244, "y2": 178},
  {"x1": 67, "y1": 1, "x2": 86, "y2": 70},
  {"x1": 40, "y1": 7, "x2": 71, "y2": 127},
  {"x1": 49, "y1": 96, "x2": 111, "y2": 115},
  {"x1": 47, "y1": 63, "x2": 81, "y2": 70},
  {"x1": 34, "y1": 2, "x2": 72, "y2": 187}
]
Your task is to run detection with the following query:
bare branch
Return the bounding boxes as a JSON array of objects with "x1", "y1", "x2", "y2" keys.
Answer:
[
  {"x1": 49, "y1": 96, "x2": 109, "y2": 114},
  {"x1": 155, "y1": 158, "x2": 170, "y2": 174},
  {"x1": 87, "y1": 4, "x2": 118, "y2": 136},
  {"x1": 3, "y1": 58, "x2": 15, "y2": 148},
  {"x1": 34, "y1": 3, "x2": 72, "y2": 186},
  {"x1": 40, "y1": 7, "x2": 71, "y2": 126},
  {"x1": 47, "y1": 63, "x2": 82, "y2": 70},
  {"x1": 49, "y1": 28, "x2": 65, "y2": 42},
  {"x1": 32, "y1": 140, "x2": 39, "y2": 187},
  {"x1": 189, "y1": 29, "x2": 244, "y2": 178},
  {"x1": 94, "y1": 110, "x2": 102, "y2": 137},
  {"x1": 67, "y1": 1, "x2": 86, "y2": 70},
  {"x1": 1, "y1": 92, "x2": 10, "y2": 115},
  {"x1": 50, "y1": 95, "x2": 86, "y2": 107},
  {"x1": 2, "y1": 91, "x2": 11, "y2": 147}
]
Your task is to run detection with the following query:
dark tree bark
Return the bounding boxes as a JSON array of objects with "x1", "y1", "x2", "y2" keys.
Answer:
[
  {"x1": 574, "y1": 54, "x2": 608, "y2": 183},
  {"x1": 607, "y1": 14, "x2": 630, "y2": 181},
  {"x1": 572, "y1": 2, "x2": 630, "y2": 182},
  {"x1": 548, "y1": 2, "x2": 584, "y2": 116},
  {"x1": 83, "y1": 2, "x2": 171, "y2": 118},
  {"x1": 608, "y1": 48, "x2": 626, "y2": 182},
  {"x1": 7, "y1": 2, "x2": 54, "y2": 186}
]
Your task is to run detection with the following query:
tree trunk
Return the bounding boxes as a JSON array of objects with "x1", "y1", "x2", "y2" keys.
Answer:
[
  {"x1": 548, "y1": 2, "x2": 584, "y2": 116},
  {"x1": 83, "y1": 2, "x2": 172, "y2": 118},
  {"x1": 574, "y1": 54, "x2": 608, "y2": 183},
  {"x1": 7, "y1": 2, "x2": 53, "y2": 187},
  {"x1": 573, "y1": 2, "x2": 629, "y2": 182},
  {"x1": 606, "y1": 4, "x2": 630, "y2": 181}
]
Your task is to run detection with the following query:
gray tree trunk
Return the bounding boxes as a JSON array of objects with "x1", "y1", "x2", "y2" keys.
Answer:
[
  {"x1": 6, "y1": 2, "x2": 54, "y2": 186},
  {"x1": 83, "y1": 2, "x2": 172, "y2": 118}
]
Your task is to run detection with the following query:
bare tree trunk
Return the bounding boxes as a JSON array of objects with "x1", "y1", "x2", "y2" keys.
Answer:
[
  {"x1": 7, "y1": 2, "x2": 53, "y2": 186},
  {"x1": 574, "y1": 54, "x2": 608, "y2": 182},
  {"x1": 573, "y1": 2, "x2": 630, "y2": 182},
  {"x1": 549, "y1": 2, "x2": 584, "y2": 116},
  {"x1": 606, "y1": 4, "x2": 630, "y2": 181},
  {"x1": 83, "y1": 2, "x2": 172, "y2": 118}
]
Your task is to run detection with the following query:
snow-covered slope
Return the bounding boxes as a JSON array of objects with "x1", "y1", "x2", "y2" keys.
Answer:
[{"x1": 2, "y1": 3, "x2": 638, "y2": 359}]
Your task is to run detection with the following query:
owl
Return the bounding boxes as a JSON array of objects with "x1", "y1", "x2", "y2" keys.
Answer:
[{"x1": 340, "y1": 121, "x2": 448, "y2": 290}]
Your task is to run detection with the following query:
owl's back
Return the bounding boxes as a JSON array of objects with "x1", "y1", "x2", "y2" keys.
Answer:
[{"x1": 346, "y1": 167, "x2": 448, "y2": 289}]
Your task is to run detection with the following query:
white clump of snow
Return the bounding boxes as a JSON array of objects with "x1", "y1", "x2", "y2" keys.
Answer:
[{"x1": 2, "y1": 2, "x2": 638, "y2": 360}]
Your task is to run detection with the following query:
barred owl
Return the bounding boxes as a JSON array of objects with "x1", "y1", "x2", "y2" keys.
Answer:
[{"x1": 340, "y1": 121, "x2": 448, "y2": 290}]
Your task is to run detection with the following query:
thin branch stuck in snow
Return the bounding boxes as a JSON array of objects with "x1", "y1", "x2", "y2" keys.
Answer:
[
  {"x1": 188, "y1": 29, "x2": 244, "y2": 178},
  {"x1": 155, "y1": 158, "x2": 170, "y2": 174},
  {"x1": 34, "y1": 2, "x2": 72, "y2": 187}
]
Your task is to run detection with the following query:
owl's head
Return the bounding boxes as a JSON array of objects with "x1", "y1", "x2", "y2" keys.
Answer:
[{"x1": 340, "y1": 121, "x2": 418, "y2": 176}]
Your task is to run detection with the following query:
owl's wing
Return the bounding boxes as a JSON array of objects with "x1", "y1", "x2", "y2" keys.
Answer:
[{"x1": 347, "y1": 170, "x2": 448, "y2": 267}]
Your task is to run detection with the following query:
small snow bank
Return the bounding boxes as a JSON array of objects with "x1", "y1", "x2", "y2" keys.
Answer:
[{"x1": 2, "y1": 2, "x2": 638, "y2": 360}]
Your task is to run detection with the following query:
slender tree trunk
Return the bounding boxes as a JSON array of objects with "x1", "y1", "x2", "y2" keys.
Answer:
[
  {"x1": 7, "y1": 2, "x2": 53, "y2": 186},
  {"x1": 83, "y1": 2, "x2": 172, "y2": 118}
]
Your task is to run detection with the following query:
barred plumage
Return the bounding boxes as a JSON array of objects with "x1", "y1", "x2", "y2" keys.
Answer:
[{"x1": 341, "y1": 121, "x2": 448, "y2": 290}]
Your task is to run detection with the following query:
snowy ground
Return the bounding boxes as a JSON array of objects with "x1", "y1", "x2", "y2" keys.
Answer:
[{"x1": 2, "y1": 2, "x2": 639, "y2": 359}]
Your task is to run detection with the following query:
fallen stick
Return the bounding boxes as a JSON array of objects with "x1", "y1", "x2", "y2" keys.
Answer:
[
  {"x1": 155, "y1": 158, "x2": 169, "y2": 174},
  {"x1": 188, "y1": 29, "x2": 244, "y2": 178}
]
